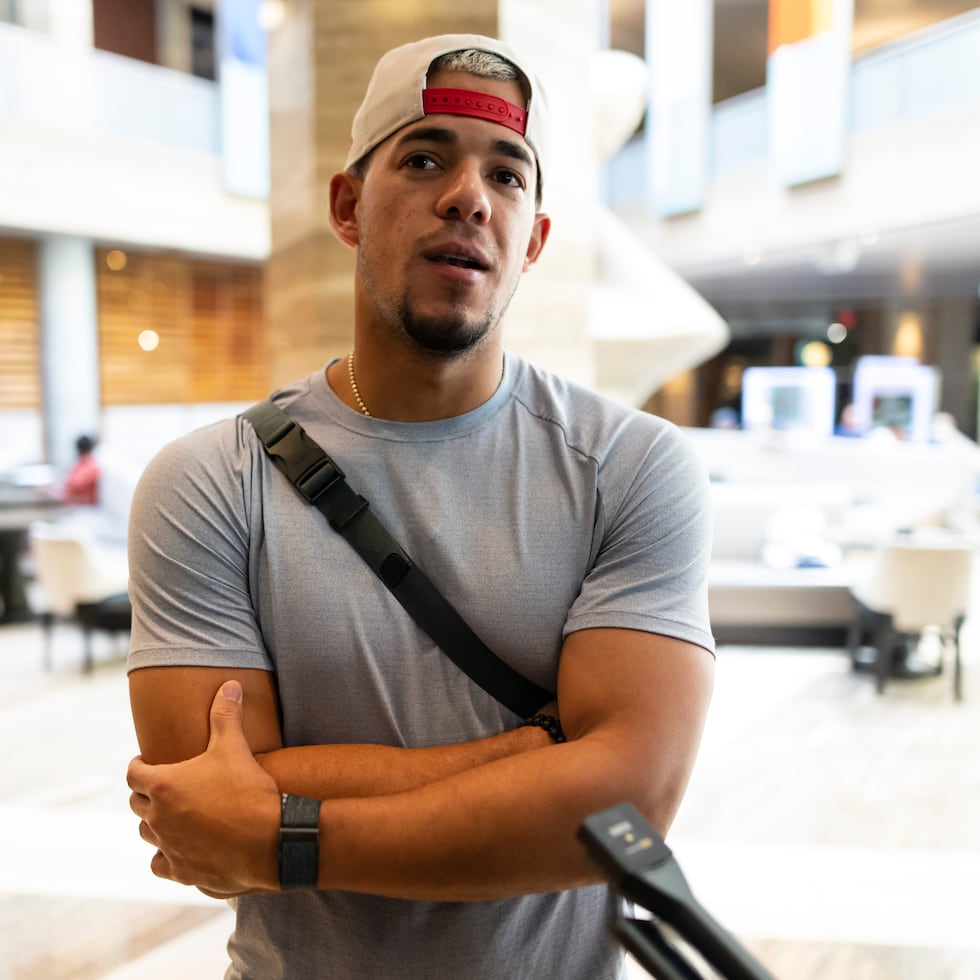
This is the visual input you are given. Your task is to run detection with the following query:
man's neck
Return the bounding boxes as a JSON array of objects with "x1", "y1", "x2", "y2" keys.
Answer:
[{"x1": 327, "y1": 345, "x2": 506, "y2": 422}]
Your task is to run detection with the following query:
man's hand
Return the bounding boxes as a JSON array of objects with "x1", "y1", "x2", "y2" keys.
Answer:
[{"x1": 128, "y1": 680, "x2": 283, "y2": 896}]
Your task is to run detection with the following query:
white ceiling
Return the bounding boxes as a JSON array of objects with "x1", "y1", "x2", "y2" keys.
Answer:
[{"x1": 677, "y1": 214, "x2": 980, "y2": 307}]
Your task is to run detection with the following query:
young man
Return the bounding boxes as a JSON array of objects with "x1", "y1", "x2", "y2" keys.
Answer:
[{"x1": 127, "y1": 34, "x2": 715, "y2": 979}]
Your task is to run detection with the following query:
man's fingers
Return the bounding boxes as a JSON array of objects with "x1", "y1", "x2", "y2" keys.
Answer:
[
  {"x1": 206, "y1": 679, "x2": 249, "y2": 752},
  {"x1": 150, "y1": 848, "x2": 173, "y2": 880},
  {"x1": 130, "y1": 789, "x2": 149, "y2": 818},
  {"x1": 126, "y1": 755, "x2": 149, "y2": 793}
]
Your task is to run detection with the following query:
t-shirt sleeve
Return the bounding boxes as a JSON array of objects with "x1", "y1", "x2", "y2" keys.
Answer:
[
  {"x1": 126, "y1": 419, "x2": 273, "y2": 673},
  {"x1": 562, "y1": 419, "x2": 715, "y2": 655}
]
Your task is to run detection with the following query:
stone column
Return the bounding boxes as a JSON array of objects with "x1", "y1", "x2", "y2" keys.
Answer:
[
  {"x1": 263, "y1": 0, "x2": 599, "y2": 389},
  {"x1": 499, "y1": 0, "x2": 599, "y2": 386},
  {"x1": 925, "y1": 297, "x2": 978, "y2": 434},
  {"x1": 38, "y1": 236, "x2": 101, "y2": 470}
]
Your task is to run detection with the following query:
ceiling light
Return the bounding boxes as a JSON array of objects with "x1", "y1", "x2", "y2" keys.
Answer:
[
  {"x1": 106, "y1": 249, "x2": 127, "y2": 272},
  {"x1": 258, "y1": 1, "x2": 286, "y2": 31},
  {"x1": 800, "y1": 341, "x2": 832, "y2": 368}
]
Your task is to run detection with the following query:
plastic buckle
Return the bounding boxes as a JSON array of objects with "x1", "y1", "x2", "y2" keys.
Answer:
[{"x1": 297, "y1": 457, "x2": 343, "y2": 502}]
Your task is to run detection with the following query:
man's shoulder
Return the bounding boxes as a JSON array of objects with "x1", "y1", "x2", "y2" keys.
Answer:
[
  {"x1": 510, "y1": 358, "x2": 681, "y2": 463},
  {"x1": 149, "y1": 370, "x2": 323, "y2": 464},
  {"x1": 134, "y1": 417, "x2": 245, "y2": 502}
]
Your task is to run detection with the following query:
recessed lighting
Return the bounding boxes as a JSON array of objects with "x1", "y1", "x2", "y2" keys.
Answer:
[
  {"x1": 800, "y1": 340, "x2": 832, "y2": 367},
  {"x1": 106, "y1": 249, "x2": 127, "y2": 271},
  {"x1": 258, "y1": 0, "x2": 286, "y2": 30}
]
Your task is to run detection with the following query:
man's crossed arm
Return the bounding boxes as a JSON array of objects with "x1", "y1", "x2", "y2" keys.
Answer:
[{"x1": 127, "y1": 627, "x2": 714, "y2": 902}]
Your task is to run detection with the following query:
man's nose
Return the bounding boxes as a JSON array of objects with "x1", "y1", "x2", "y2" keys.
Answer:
[{"x1": 436, "y1": 161, "x2": 491, "y2": 224}]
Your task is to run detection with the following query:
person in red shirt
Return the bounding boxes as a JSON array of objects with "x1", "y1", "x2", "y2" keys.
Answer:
[{"x1": 62, "y1": 435, "x2": 100, "y2": 506}]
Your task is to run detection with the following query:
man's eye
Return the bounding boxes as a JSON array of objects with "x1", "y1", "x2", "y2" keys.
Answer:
[
  {"x1": 405, "y1": 154, "x2": 439, "y2": 170},
  {"x1": 495, "y1": 169, "x2": 525, "y2": 189}
]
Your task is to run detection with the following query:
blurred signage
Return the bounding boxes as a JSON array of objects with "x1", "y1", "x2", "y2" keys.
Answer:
[
  {"x1": 646, "y1": 0, "x2": 713, "y2": 217},
  {"x1": 767, "y1": 0, "x2": 854, "y2": 187},
  {"x1": 218, "y1": 0, "x2": 270, "y2": 199}
]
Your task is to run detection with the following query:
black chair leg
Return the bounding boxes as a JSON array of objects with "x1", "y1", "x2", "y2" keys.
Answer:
[
  {"x1": 845, "y1": 616, "x2": 863, "y2": 660},
  {"x1": 874, "y1": 624, "x2": 899, "y2": 695},
  {"x1": 82, "y1": 625, "x2": 94, "y2": 674},
  {"x1": 41, "y1": 611, "x2": 54, "y2": 671},
  {"x1": 953, "y1": 616, "x2": 965, "y2": 702}
]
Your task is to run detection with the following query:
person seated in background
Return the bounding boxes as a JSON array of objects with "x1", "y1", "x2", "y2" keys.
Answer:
[
  {"x1": 709, "y1": 405, "x2": 740, "y2": 430},
  {"x1": 62, "y1": 435, "x2": 100, "y2": 506},
  {"x1": 834, "y1": 403, "x2": 863, "y2": 438}
]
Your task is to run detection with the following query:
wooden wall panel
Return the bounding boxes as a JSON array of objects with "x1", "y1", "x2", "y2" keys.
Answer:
[
  {"x1": 0, "y1": 237, "x2": 41, "y2": 410},
  {"x1": 96, "y1": 249, "x2": 267, "y2": 405}
]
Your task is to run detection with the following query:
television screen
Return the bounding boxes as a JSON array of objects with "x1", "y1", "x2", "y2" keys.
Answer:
[
  {"x1": 742, "y1": 367, "x2": 836, "y2": 435},
  {"x1": 852, "y1": 357, "x2": 938, "y2": 441}
]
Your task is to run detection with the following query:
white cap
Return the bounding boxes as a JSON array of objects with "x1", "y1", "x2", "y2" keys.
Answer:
[{"x1": 345, "y1": 34, "x2": 550, "y2": 197}]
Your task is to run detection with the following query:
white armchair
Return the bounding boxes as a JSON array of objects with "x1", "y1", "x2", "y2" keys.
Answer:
[
  {"x1": 28, "y1": 521, "x2": 130, "y2": 672},
  {"x1": 847, "y1": 537, "x2": 972, "y2": 699}
]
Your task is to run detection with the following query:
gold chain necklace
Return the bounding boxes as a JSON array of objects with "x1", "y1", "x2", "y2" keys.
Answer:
[
  {"x1": 346, "y1": 352, "x2": 506, "y2": 418},
  {"x1": 347, "y1": 351, "x2": 371, "y2": 417}
]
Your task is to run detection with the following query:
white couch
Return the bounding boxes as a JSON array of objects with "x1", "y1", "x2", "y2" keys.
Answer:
[{"x1": 684, "y1": 428, "x2": 977, "y2": 644}]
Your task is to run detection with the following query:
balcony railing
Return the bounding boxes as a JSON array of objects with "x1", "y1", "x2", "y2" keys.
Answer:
[
  {"x1": 0, "y1": 22, "x2": 218, "y2": 156},
  {"x1": 605, "y1": 8, "x2": 980, "y2": 207}
]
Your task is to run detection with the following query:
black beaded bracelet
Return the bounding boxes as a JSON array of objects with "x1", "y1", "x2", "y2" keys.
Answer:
[
  {"x1": 523, "y1": 713, "x2": 566, "y2": 743},
  {"x1": 279, "y1": 793, "x2": 321, "y2": 889}
]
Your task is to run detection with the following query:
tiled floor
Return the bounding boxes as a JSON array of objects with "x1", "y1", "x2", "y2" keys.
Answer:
[{"x1": 1, "y1": 620, "x2": 978, "y2": 979}]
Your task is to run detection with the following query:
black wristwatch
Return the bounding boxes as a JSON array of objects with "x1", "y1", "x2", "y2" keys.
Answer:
[
  {"x1": 523, "y1": 713, "x2": 567, "y2": 743},
  {"x1": 279, "y1": 793, "x2": 321, "y2": 889}
]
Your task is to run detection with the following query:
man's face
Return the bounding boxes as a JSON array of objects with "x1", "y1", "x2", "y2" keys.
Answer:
[{"x1": 343, "y1": 69, "x2": 550, "y2": 358}]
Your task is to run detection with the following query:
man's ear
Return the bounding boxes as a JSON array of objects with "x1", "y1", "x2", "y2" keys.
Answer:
[
  {"x1": 522, "y1": 213, "x2": 552, "y2": 271},
  {"x1": 329, "y1": 172, "x2": 361, "y2": 248}
]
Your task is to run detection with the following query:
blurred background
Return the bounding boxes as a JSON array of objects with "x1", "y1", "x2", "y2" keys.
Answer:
[{"x1": 1, "y1": 1, "x2": 980, "y2": 978}]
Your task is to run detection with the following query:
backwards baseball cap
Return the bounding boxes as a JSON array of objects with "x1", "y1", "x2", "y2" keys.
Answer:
[{"x1": 345, "y1": 34, "x2": 550, "y2": 198}]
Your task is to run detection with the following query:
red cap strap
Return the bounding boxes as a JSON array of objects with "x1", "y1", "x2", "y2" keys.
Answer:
[{"x1": 422, "y1": 87, "x2": 527, "y2": 136}]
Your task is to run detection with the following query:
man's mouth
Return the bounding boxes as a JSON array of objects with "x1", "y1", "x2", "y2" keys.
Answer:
[
  {"x1": 422, "y1": 242, "x2": 491, "y2": 272},
  {"x1": 430, "y1": 253, "x2": 485, "y2": 270}
]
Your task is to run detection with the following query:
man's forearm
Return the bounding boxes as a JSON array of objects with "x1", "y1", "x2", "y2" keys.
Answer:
[
  {"x1": 258, "y1": 724, "x2": 552, "y2": 799},
  {"x1": 129, "y1": 636, "x2": 713, "y2": 903},
  {"x1": 304, "y1": 735, "x2": 658, "y2": 902}
]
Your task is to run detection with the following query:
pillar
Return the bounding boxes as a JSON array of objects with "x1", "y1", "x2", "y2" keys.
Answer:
[
  {"x1": 926, "y1": 297, "x2": 978, "y2": 435},
  {"x1": 38, "y1": 236, "x2": 101, "y2": 470}
]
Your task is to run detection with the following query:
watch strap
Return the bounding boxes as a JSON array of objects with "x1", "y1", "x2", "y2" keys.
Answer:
[
  {"x1": 279, "y1": 793, "x2": 321, "y2": 889},
  {"x1": 522, "y1": 713, "x2": 566, "y2": 743}
]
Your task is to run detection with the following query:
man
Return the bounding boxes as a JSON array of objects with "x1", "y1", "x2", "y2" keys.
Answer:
[{"x1": 127, "y1": 34, "x2": 715, "y2": 979}]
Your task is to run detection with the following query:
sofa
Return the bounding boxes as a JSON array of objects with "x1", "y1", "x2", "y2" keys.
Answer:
[{"x1": 683, "y1": 427, "x2": 977, "y2": 645}]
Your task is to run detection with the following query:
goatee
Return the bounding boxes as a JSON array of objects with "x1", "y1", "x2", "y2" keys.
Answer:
[{"x1": 397, "y1": 300, "x2": 495, "y2": 357}]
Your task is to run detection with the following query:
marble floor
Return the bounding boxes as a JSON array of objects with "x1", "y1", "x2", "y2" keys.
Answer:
[{"x1": 1, "y1": 620, "x2": 978, "y2": 979}]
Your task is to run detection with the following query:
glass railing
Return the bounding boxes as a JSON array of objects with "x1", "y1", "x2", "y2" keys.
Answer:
[
  {"x1": 0, "y1": 22, "x2": 218, "y2": 155},
  {"x1": 605, "y1": 8, "x2": 980, "y2": 206}
]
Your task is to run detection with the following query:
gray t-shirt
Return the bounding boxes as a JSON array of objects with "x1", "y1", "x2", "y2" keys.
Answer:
[{"x1": 127, "y1": 352, "x2": 714, "y2": 980}]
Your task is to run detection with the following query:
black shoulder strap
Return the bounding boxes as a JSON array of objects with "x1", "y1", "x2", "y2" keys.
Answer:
[{"x1": 241, "y1": 400, "x2": 553, "y2": 719}]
